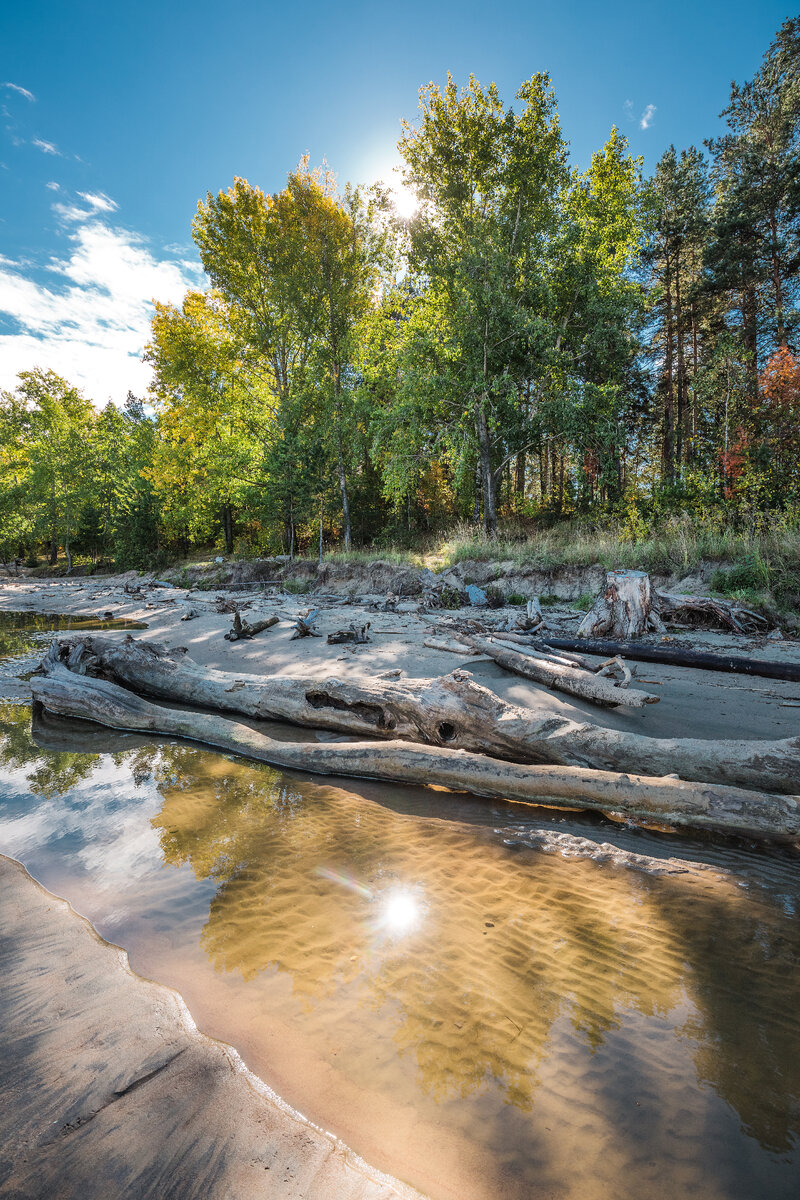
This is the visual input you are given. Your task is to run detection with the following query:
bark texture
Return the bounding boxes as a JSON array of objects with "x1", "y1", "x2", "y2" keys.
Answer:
[
  {"x1": 578, "y1": 570, "x2": 664, "y2": 639},
  {"x1": 30, "y1": 661, "x2": 800, "y2": 841},
  {"x1": 34, "y1": 636, "x2": 800, "y2": 796}
]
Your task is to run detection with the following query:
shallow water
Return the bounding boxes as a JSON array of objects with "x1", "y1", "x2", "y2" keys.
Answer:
[
  {"x1": 1, "y1": 698, "x2": 799, "y2": 1200},
  {"x1": 0, "y1": 609, "x2": 146, "y2": 692}
]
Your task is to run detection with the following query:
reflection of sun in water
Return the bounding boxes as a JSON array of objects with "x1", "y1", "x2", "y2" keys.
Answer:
[
  {"x1": 393, "y1": 185, "x2": 418, "y2": 221},
  {"x1": 381, "y1": 888, "x2": 420, "y2": 935}
]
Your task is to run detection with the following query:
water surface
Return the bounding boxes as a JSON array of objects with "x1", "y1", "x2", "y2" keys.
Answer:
[{"x1": 1, "y1": 701, "x2": 798, "y2": 1200}]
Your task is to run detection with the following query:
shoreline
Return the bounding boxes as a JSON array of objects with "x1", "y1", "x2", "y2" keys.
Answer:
[
  {"x1": 0, "y1": 851, "x2": 423, "y2": 1200},
  {"x1": 2, "y1": 574, "x2": 800, "y2": 1196}
]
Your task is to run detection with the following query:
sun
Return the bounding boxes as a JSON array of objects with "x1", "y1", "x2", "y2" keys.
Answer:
[{"x1": 392, "y1": 185, "x2": 419, "y2": 221}]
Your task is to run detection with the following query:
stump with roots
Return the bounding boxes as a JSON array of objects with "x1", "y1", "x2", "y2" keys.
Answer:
[{"x1": 577, "y1": 569, "x2": 665, "y2": 640}]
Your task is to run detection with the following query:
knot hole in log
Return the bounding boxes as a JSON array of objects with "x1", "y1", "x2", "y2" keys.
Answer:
[
  {"x1": 437, "y1": 721, "x2": 457, "y2": 742},
  {"x1": 304, "y1": 689, "x2": 396, "y2": 730}
]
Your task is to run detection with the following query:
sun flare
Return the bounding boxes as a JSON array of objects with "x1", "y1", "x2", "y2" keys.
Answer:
[{"x1": 392, "y1": 185, "x2": 418, "y2": 221}]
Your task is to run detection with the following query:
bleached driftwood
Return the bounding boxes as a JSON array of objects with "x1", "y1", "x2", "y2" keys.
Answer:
[
  {"x1": 656, "y1": 591, "x2": 768, "y2": 633},
  {"x1": 291, "y1": 610, "x2": 320, "y2": 640},
  {"x1": 578, "y1": 569, "x2": 664, "y2": 640},
  {"x1": 30, "y1": 656, "x2": 800, "y2": 842},
  {"x1": 460, "y1": 634, "x2": 657, "y2": 709},
  {"x1": 423, "y1": 637, "x2": 475, "y2": 655},
  {"x1": 36, "y1": 637, "x2": 800, "y2": 795},
  {"x1": 327, "y1": 623, "x2": 371, "y2": 645}
]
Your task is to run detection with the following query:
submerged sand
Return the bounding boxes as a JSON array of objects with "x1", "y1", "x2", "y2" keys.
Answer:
[
  {"x1": 1, "y1": 572, "x2": 799, "y2": 1198},
  {"x1": 0, "y1": 853, "x2": 421, "y2": 1200}
]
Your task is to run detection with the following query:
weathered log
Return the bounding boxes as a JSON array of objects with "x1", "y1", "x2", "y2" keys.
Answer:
[
  {"x1": 40, "y1": 636, "x2": 800, "y2": 794},
  {"x1": 30, "y1": 661, "x2": 800, "y2": 842},
  {"x1": 327, "y1": 623, "x2": 371, "y2": 645},
  {"x1": 291, "y1": 609, "x2": 320, "y2": 640},
  {"x1": 462, "y1": 634, "x2": 658, "y2": 709},
  {"x1": 423, "y1": 637, "x2": 475, "y2": 655},
  {"x1": 578, "y1": 569, "x2": 664, "y2": 639},
  {"x1": 656, "y1": 591, "x2": 768, "y2": 633},
  {"x1": 224, "y1": 612, "x2": 279, "y2": 642},
  {"x1": 544, "y1": 636, "x2": 800, "y2": 683}
]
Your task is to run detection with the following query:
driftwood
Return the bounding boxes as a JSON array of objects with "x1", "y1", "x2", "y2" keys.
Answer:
[
  {"x1": 39, "y1": 636, "x2": 800, "y2": 795},
  {"x1": 545, "y1": 636, "x2": 800, "y2": 683},
  {"x1": 577, "y1": 569, "x2": 770, "y2": 639},
  {"x1": 327, "y1": 623, "x2": 371, "y2": 645},
  {"x1": 224, "y1": 612, "x2": 279, "y2": 642},
  {"x1": 291, "y1": 609, "x2": 320, "y2": 640},
  {"x1": 656, "y1": 591, "x2": 768, "y2": 633},
  {"x1": 459, "y1": 634, "x2": 658, "y2": 710},
  {"x1": 423, "y1": 637, "x2": 475, "y2": 655},
  {"x1": 180, "y1": 608, "x2": 198, "y2": 622},
  {"x1": 578, "y1": 570, "x2": 664, "y2": 639},
  {"x1": 30, "y1": 656, "x2": 800, "y2": 842}
]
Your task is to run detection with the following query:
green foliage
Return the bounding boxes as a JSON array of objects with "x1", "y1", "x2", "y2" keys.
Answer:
[
  {"x1": 2, "y1": 25, "x2": 798, "y2": 586},
  {"x1": 439, "y1": 586, "x2": 464, "y2": 609}
]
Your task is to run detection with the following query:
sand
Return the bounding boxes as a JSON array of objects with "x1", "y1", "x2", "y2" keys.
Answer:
[{"x1": 1, "y1": 570, "x2": 799, "y2": 1198}]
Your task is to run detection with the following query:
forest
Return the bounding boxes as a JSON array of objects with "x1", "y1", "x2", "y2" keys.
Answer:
[{"x1": 1, "y1": 17, "x2": 798, "y2": 579}]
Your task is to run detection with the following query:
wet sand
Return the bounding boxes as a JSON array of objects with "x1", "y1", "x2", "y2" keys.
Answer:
[
  {"x1": 1, "y1": 573, "x2": 799, "y2": 1198},
  {"x1": 0, "y1": 852, "x2": 421, "y2": 1200}
]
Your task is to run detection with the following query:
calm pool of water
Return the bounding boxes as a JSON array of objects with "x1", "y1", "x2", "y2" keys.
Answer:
[
  {"x1": 1, "y1": 697, "x2": 799, "y2": 1200},
  {"x1": 0, "y1": 609, "x2": 146, "y2": 691}
]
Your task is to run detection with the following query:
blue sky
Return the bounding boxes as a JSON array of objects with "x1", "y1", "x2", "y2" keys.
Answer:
[{"x1": 0, "y1": 0, "x2": 794, "y2": 403}]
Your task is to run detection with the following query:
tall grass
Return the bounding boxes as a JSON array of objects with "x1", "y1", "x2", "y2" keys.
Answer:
[{"x1": 437, "y1": 513, "x2": 800, "y2": 608}]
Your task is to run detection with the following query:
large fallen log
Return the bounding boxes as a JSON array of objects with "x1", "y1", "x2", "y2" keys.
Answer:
[
  {"x1": 38, "y1": 636, "x2": 800, "y2": 795},
  {"x1": 462, "y1": 634, "x2": 658, "y2": 709},
  {"x1": 541, "y1": 636, "x2": 800, "y2": 683},
  {"x1": 30, "y1": 660, "x2": 800, "y2": 841}
]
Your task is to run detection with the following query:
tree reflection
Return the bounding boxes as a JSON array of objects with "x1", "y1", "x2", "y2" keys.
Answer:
[
  {"x1": 0, "y1": 703, "x2": 100, "y2": 798},
  {"x1": 148, "y1": 748, "x2": 800, "y2": 1146}
]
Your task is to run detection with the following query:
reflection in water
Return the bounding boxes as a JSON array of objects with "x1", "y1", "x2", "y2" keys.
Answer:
[
  {"x1": 0, "y1": 610, "x2": 146, "y2": 691},
  {"x1": 1, "y1": 705, "x2": 799, "y2": 1200}
]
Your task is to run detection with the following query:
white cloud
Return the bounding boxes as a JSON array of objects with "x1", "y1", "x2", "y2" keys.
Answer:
[
  {"x1": 78, "y1": 190, "x2": 118, "y2": 213},
  {"x1": 0, "y1": 203, "x2": 203, "y2": 404},
  {"x1": 32, "y1": 137, "x2": 61, "y2": 155},
  {"x1": 52, "y1": 200, "x2": 94, "y2": 222},
  {"x1": 623, "y1": 99, "x2": 633, "y2": 119},
  {"x1": 45, "y1": 180, "x2": 60, "y2": 191},
  {"x1": 2, "y1": 82, "x2": 35, "y2": 102},
  {"x1": 640, "y1": 104, "x2": 656, "y2": 130}
]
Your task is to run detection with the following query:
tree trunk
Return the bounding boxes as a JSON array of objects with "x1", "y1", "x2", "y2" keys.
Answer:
[
  {"x1": 577, "y1": 570, "x2": 664, "y2": 640},
  {"x1": 222, "y1": 504, "x2": 233, "y2": 555},
  {"x1": 39, "y1": 636, "x2": 800, "y2": 796},
  {"x1": 476, "y1": 402, "x2": 497, "y2": 536},
  {"x1": 662, "y1": 255, "x2": 675, "y2": 484},
  {"x1": 337, "y1": 434, "x2": 352, "y2": 551},
  {"x1": 31, "y1": 662, "x2": 800, "y2": 842}
]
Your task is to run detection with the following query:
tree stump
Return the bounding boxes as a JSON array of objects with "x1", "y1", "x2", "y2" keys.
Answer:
[{"x1": 577, "y1": 570, "x2": 664, "y2": 640}]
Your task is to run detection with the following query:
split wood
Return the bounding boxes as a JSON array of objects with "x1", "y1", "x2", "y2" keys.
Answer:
[
  {"x1": 37, "y1": 636, "x2": 800, "y2": 798},
  {"x1": 30, "y1": 648, "x2": 800, "y2": 842},
  {"x1": 224, "y1": 612, "x2": 279, "y2": 642}
]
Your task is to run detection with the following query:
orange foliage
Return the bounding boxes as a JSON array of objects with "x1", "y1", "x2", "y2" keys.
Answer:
[
  {"x1": 759, "y1": 346, "x2": 800, "y2": 412},
  {"x1": 718, "y1": 427, "x2": 749, "y2": 499}
]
